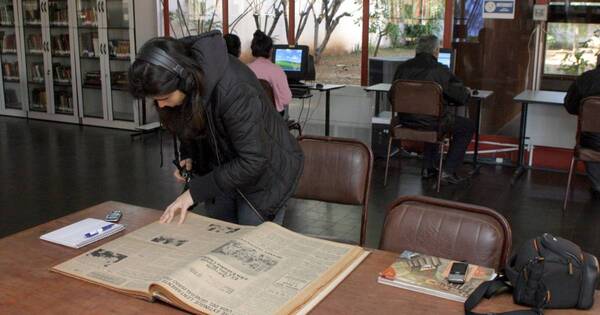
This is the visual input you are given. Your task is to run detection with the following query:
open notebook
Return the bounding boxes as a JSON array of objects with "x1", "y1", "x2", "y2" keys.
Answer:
[{"x1": 40, "y1": 218, "x2": 125, "y2": 248}]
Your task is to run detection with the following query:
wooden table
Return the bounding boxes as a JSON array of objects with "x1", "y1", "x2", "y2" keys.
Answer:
[{"x1": 1, "y1": 201, "x2": 598, "y2": 314}]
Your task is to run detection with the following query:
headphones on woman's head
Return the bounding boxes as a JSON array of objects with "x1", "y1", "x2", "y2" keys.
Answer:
[{"x1": 136, "y1": 46, "x2": 195, "y2": 92}]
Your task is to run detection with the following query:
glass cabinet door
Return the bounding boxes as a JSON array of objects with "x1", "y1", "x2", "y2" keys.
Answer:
[
  {"x1": 48, "y1": 0, "x2": 73, "y2": 115},
  {"x1": 77, "y1": 0, "x2": 103, "y2": 118},
  {"x1": 0, "y1": 0, "x2": 22, "y2": 110},
  {"x1": 105, "y1": 0, "x2": 133, "y2": 121},
  {"x1": 22, "y1": 0, "x2": 46, "y2": 112}
]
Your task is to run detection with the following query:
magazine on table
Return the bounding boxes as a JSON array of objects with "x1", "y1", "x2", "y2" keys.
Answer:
[{"x1": 378, "y1": 250, "x2": 496, "y2": 302}]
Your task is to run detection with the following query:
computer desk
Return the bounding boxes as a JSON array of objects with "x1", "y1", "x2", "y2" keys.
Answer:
[
  {"x1": 364, "y1": 83, "x2": 391, "y2": 117},
  {"x1": 1, "y1": 201, "x2": 598, "y2": 314},
  {"x1": 364, "y1": 83, "x2": 493, "y2": 171},
  {"x1": 309, "y1": 84, "x2": 345, "y2": 136},
  {"x1": 511, "y1": 90, "x2": 567, "y2": 185}
]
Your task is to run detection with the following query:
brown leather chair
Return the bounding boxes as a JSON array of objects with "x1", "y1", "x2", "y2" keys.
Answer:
[
  {"x1": 258, "y1": 79, "x2": 302, "y2": 136},
  {"x1": 564, "y1": 96, "x2": 600, "y2": 210},
  {"x1": 379, "y1": 195, "x2": 512, "y2": 270},
  {"x1": 385, "y1": 80, "x2": 448, "y2": 192},
  {"x1": 294, "y1": 135, "x2": 373, "y2": 246}
]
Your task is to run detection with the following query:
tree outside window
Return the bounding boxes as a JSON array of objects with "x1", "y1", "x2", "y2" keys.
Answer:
[
  {"x1": 163, "y1": 0, "x2": 222, "y2": 38},
  {"x1": 544, "y1": 23, "x2": 600, "y2": 76}
]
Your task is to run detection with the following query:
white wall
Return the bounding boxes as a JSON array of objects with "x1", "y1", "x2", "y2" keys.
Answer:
[{"x1": 525, "y1": 103, "x2": 577, "y2": 149}]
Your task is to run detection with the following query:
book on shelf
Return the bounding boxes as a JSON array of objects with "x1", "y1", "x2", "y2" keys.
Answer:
[
  {"x1": 52, "y1": 212, "x2": 370, "y2": 315},
  {"x1": 110, "y1": 71, "x2": 128, "y2": 87},
  {"x1": 108, "y1": 40, "x2": 130, "y2": 58},
  {"x1": 54, "y1": 90, "x2": 73, "y2": 113},
  {"x1": 79, "y1": 7, "x2": 97, "y2": 26},
  {"x1": 2, "y1": 33, "x2": 16, "y2": 52},
  {"x1": 84, "y1": 71, "x2": 101, "y2": 86},
  {"x1": 0, "y1": 4, "x2": 14, "y2": 25},
  {"x1": 53, "y1": 63, "x2": 71, "y2": 82},
  {"x1": 79, "y1": 32, "x2": 99, "y2": 57},
  {"x1": 51, "y1": 34, "x2": 69, "y2": 55},
  {"x1": 30, "y1": 62, "x2": 44, "y2": 82},
  {"x1": 31, "y1": 87, "x2": 46, "y2": 109},
  {"x1": 27, "y1": 33, "x2": 43, "y2": 53},
  {"x1": 23, "y1": 1, "x2": 40, "y2": 24},
  {"x1": 3, "y1": 61, "x2": 19, "y2": 78},
  {"x1": 378, "y1": 251, "x2": 497, "y2": 303},
  {"x1": 48, "y1": 1, "x2": 68, "y2": 25}
]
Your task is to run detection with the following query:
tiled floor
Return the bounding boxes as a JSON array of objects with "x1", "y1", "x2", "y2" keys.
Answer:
[{"x1": 1, "y1": 115, "x2": 599, "y2": 259}]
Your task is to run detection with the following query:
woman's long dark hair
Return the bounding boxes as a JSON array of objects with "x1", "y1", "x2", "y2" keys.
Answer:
[{"x1": 128, "y1": 37, "x2": 205, "y2": 140}]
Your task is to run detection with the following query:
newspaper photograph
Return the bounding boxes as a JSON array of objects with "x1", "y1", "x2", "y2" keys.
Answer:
[
  {"x1": 151, "y1": 222, "x2": 364, "y2": 315},
  {"x1": 52, "y1": 213, "x2": 255, "y2": 298}
]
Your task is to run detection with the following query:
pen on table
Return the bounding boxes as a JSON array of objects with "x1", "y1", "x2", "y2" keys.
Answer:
[{"x1": 84, "y1": 224, "x2": 114, "y2": 238}]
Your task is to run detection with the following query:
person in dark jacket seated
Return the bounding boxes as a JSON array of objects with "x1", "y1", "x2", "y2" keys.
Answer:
[
  {"x1": 390, "y1": 35, "x2": 474, "y2": 184},
  {"x1": 223, "y1": 33, "x2": 241, "y2": 58},
  {"x1": 563, "y1": 55, "x2": 600, "y2": 199},
  {"x1": 128, "y1": 31, "x2": 304, "y2": 225}
]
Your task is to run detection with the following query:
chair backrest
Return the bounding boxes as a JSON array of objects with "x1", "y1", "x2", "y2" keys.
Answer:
[
  {"x1": 579, "y1": 96, "x2": 600, "y2": 134},
  {"x1": 258, "y1": 79, "x2": 276, "y2": 109},
  {"x1": 379, "y1": 195, "x2": 512, "y2": 270},
  {"x1": 390, "y1": 79, "x2": 444, "y2": 117},
  {"x1": 294, "y1": 135, "x2": 373, "y2": 245}
]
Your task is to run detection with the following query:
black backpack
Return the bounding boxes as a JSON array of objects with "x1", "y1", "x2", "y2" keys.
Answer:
[{"x1": 465, "y1": 233, "x2": 599, "y2": 314}]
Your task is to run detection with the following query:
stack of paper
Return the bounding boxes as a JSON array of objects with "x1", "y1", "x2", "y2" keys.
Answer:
[{"x1": 40, "y1": 218, "x2": 125, "y2": 249}]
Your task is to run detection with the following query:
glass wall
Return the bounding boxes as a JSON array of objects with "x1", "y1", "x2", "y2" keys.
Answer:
[
  {"x1": 366, "y1": 0, "x2": 445, "y2": 85},
  {"x1": 543, "y1": 1, "x2": 600, "y2": 77},
  {"x1": 294, "y1": 0, "x2": 363, "y2": 85},
  {"x1": 165, "y1": 0, "x2": 223, "y2": 38},
  {"x1": 544, "y1": 23, "x2": 600, "y2": 76},
  {"x1": 159, "y1": 0, "x2": 453, "y2": 86},
  {"x1": 228, "y1": 0, "x2": 287, "y2": 61}
]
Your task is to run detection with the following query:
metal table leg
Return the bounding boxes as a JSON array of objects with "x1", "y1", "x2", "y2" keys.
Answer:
[{"x1": 511, "y1": 102, "x2": 528, "y2": 185}]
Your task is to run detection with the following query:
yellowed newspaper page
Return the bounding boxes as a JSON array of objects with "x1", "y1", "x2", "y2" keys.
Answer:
[
  {"x1": 152, "y1": 222, "x2": 366, "y2": 315},
  {"x1": 52, "y1": 213, "x2": 255, "y2": 299}
]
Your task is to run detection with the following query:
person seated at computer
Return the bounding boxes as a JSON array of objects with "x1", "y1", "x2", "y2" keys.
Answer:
[
  {"x1": 247, "y1": 30, "x2": 292, "y2": 117},
  {"x1": 390, "y1": 35, "x2": 474, "y2": 184},
  {"x1": 563, "y1": 55, "x2": 600, "y2": 199},
  {"x1": 223, "y1": 33, "x2": 241, "y2": 58}
]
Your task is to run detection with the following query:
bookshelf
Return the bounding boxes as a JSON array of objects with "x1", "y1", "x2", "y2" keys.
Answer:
[
  {"x1": 0, "y1": 0, "x2": 22, "y2": 114},
  {"x1": 0, "y1": 0, "x2": 157, "y2": 129},
  {"x1": 74, "y1": 0, "x2": 157, "y2": 129}
]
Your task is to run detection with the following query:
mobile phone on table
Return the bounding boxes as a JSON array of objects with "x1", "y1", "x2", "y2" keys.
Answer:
[
  {"x1": 105, "y1": 209, "x2": 123, "y2": 223},
  {"x1": 448, "y1": 262, "x2": 468, "y2": 284}
]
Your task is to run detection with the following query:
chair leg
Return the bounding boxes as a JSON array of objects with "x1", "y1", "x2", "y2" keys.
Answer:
[
  {"x1": 563, "y1": 157, "x2": 577, "y2": 212},
  {"x1": 384, "y1": 137, "x2": 393, "y2": 186},
  {"x1": 436, "y1": 142, "x2": 444, "y2": 192}
]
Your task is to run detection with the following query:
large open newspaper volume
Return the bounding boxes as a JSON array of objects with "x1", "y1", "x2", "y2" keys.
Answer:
[{"x1": 52, "y1": 212, "x2": 369, "y2": 315}]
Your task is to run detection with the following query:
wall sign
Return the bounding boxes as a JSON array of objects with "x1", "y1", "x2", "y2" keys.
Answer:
[{"x1": 483, "y1": 0, "x2": 516, "y2": 20}]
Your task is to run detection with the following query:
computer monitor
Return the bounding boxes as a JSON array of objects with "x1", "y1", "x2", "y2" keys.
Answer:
[
  {"x1": 438, "y1": 48, "x2": 455, "y2": 73},
  {"x1": 272, "y1": 44, "x2": 310, "y2": 84}
]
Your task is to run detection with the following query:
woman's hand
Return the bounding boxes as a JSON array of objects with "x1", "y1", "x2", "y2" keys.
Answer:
[
  {"x1": 160, "y1": 190, "x2": 194, "y2": 224},
  {"x1": 173, "y1": 158, "x2": 193, "y2": 183}
]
